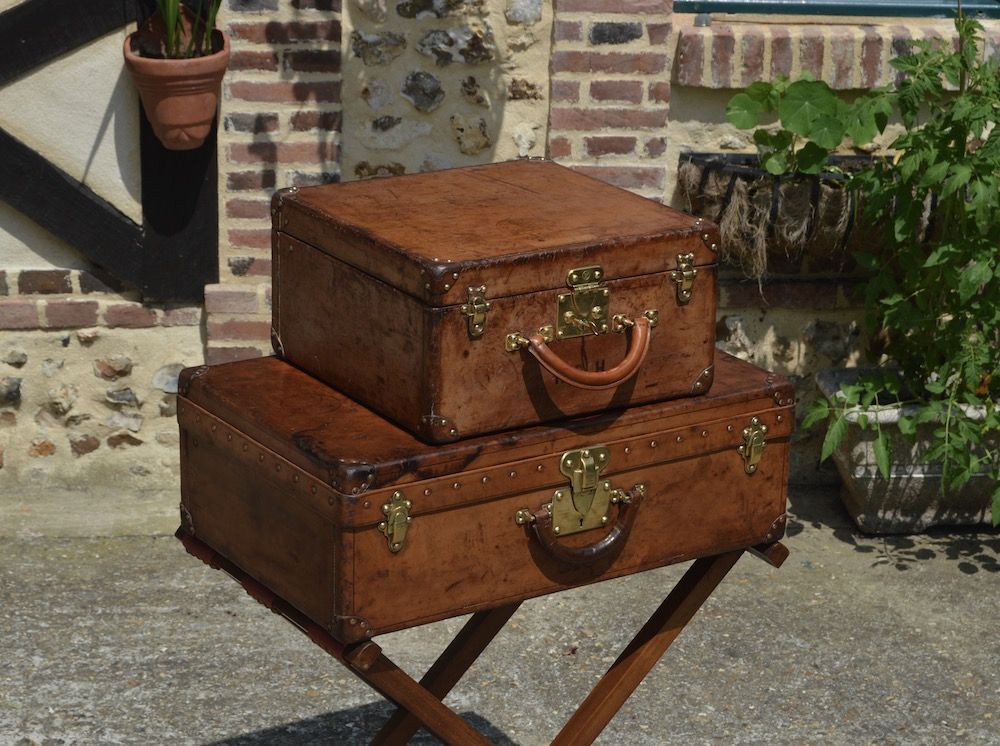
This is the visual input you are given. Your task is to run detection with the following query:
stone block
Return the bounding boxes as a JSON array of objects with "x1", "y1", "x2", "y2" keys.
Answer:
[
  {"x1": 351, "y1": 31, "x2": 407, "y2": 66},
  {"x1": 93, "y1": 355, "x2": 133, "y2": 381},
  {"x1": 450, "y1": 114, "x2": 491, "y2": 155},
  {"x1": 505, "y1": 0, "x2": 541, "y2": 25}
]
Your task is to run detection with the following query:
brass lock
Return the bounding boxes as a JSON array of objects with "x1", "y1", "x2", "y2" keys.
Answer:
[
  {"x1": 378, "y1": 491, "x2": 412, "y2": 552},
  {"x1": 460, "y1": 285, "x2": 491, "y2": 338},
  {"x1": 738, "y1": 417, "x2": 768, "y2": 475},
  {"x1": 670, "y1": 253, "x2": 697, "y2": 305},
  {"x1": 556, "y1": 266, "x2": 610, "y2": 340}
]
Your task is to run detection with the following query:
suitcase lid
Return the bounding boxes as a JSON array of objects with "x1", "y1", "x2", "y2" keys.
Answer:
[
  {"x1": 273, "y1": 160, "x2": 719, "y2": 308},
  {"x1": 178, "y1": 353, "x2": 793, "y2": 526}
]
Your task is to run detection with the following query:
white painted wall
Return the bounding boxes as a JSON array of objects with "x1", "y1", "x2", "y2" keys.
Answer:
[{"x1": 0, "y1": 27, "x2": 141, "y2": 270}]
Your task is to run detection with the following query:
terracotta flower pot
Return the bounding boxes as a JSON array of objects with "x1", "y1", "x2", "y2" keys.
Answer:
[{"x1": 123, "y1": 31, "x2": 230, "y2": 151}]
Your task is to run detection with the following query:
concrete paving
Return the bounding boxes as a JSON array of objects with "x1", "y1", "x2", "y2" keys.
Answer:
[{"x1": 2, "y1": 486, "x2": 999, "y2": 746}]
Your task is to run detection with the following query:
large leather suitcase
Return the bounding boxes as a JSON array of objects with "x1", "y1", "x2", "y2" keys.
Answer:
[
  {"x1": 176, "y1": 352, "x2": 791, "y2": 644},
  {"x1": 270, "y1": 159, "x2": 720, "y2": 443}
]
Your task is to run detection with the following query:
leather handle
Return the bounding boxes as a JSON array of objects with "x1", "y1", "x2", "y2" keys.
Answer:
[
  {"x1": 526, "y1": 316, "x2": 652, "y2": 391},
  {"x1": 528, "y1": 491, "x2": 642, "y2": 566}
]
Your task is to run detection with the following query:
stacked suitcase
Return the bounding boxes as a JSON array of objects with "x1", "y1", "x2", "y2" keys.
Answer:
[{"x1": 177, "y1": 160, "x2": 791, "y2": 642}]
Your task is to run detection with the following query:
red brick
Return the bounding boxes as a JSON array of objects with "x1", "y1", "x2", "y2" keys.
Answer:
[
  {"x1": 17, "y1": 270, "x2": 71, "y2": 295},
  {"x1": 228, "y1": 21, "x2": 340, "y2": 44},
  {"x1": 589, "y1": 80, "x2": 642, "y2": 103},
  {"x1": 264, "y1": 285, "x2": 272, "y2": 310},
  {"x1": 675, "y1": 30, "x2": 705, "y2": 86},
  {"x1": 550, "y1": 80, "x2": 580, "y2": 103},
  {"x1": 550, "y1": 107, "x2": 668, "y2": 131},
  {"x1": 228, "y1": 80, "x2": 341, "y2": 103},
  {"x1": 79, "y1": 270, "x2": 126, "y2": 294},
  {"x1": 555, "y1": 0, "x2": 667, "y2": 12},
  {"x1": 228, "y1": 228, "x2": 272, "y2": 249},
  {"x1": 229, "y1": 142, "x2": 337, "y2": 164},
  {"x1": 0, "y1": 270, "x2": 7, "y2": 296},
  {"x1": 288, "y1": 171, "x2": 339, "y2": 187},
  {"x1": 283, "y1": 50, "x2": 342, "y2": 73},
  {"x1": 160, "y1": 307, "x2": 202, "y2": 326},
  {"x1": 800, "y1": 27, "x2": 825, "y2": 78},
  {"x1": 891, "y1": 27, "x2": 912, "y2": 87},
  {"x1": 647, "y1": 23, "x2": 671, "y2": 46},
  {"x1": 290, "y1": 110, "x2": 342, "y2": 131},
  {"x1": 570, "y1": 165, "x2": 664, "y2": 190},
  {"x1": 208, "y1": 319, "x2": 272, "y2": 342},
  {"x1": 43, "y1": 300, "x2": 98, "y2": 328},
  {"x1": 548, "y1": 137, "x2": 572, "y2": 158},
  {"x1": 0, "y1": 300, "x2": 39, "y2": 329},
  {"x1": 860, "y1": 28, "x2": 883, "y2": 88},
  {"x1": 228, "y1": 257, "x2": 273, "y2": 277},
  {"x1": 584, "y1": 136, "x2": 637, "y2": 156},
  {"x1": 224, "y1": 113, "x2": 280, "y2": 134},
  {"x1": 829, "y1": 28, "x2": 855, "y2": 89},
  {"x1": 229, "y1": 50, "x2": 279, "y2": 71},
  {"x1": 227, "y1": 170, "x2": 277, "y2": 191},
  {"x1": 648, "y1": 81, "x2": 670, "y2": 103},
  {"x1": 205, "y1": 346, "x2": 265, "y2": 365},
  {"x1": 711, "y1": 25, "x2": 735, "y2": 88},
  {"x1": 552, "y1": 51, "x2": 666, "y2": 75},
  {"x1": 226, "y1": 199, "x2": 271, "y2": 219},
  {"x1": 204, "y1": 287, "x2": 260, "y2": 314},
  {"x1": 244, "y1": 258, "x2": 272, "y2": 277},
  {"x1": 290, "y1": 0, "x2": 340, "y2": 8},
  {"x1": 554, "y1": 20, "x2": 582, "y2": 41},
  {"x1": 644, "y1": 137, "x2": 666, "y2": 158},
  {"x1": 104, "y1": 304, "x2": 158, "y2": 328},
  {"x1": 770, "y1": 27, "x2": 792, "y2": 78},
  {"x1": 741, "y1": 30, "x2": 765, "y2": 86}
]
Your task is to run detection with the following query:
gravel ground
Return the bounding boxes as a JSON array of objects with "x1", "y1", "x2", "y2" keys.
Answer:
[{"x1": 2, "y1": 485, "x2": 999, "y2": 746}]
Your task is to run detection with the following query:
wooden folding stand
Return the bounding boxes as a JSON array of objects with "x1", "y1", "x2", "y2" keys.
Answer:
[{"x1": 179, "y1": 531, "x2": 788, "y2": 746}]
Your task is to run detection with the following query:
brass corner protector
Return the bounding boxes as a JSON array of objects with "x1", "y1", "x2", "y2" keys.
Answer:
[
  {"x1": 420, "y1": 413, "x2": 459, "y2": 441},
  {"x1": 177, "y1": 366, "x2": 208, "y2": 396},
  {"x1": 332, "y1": 614, "x2": 373, "y2": 643},
  {"x1": 691, "y1": 364, "x2": 714, "y2": 394}
]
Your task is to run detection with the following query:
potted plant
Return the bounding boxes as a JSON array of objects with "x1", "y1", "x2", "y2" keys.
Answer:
[
  {"x1": 677, "y1": 76, "x2": 890, "y2": 279},
  {"x1": 802, "y1": 12, "x2": 1000, "y2": 532},
  {"x1": 123, "y1": 0, "x2": 228, "y2": 151}
]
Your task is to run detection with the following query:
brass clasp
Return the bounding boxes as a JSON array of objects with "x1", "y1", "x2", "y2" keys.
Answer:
[
  {"x1": 556, "y1": 266, "x2": 610, "y2": 341},
  {"x1": 459, "y1": 285, "x2": 491, "y2": 338},
  {"x1": 737, "y1": 417, "x2": 768, "y2": 475},
  {"x1": 377, "y1": 491, "x2": 412, "y2": 552},
  {"x1": 670, "y1": 253, "x2": 697, "y2": 305},
  {"x1": 550, "y1": 446, "x2": 613, "y2": 536}
]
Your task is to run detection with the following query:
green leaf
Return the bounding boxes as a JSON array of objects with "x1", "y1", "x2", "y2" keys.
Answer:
[
  {"x1": 919, "y1": 160, "x2": 950, "y2": 188},
  {"x1": 808, "y1": 115, "x2": 846, "y2": 150},
  {"x1": 941, "y1": 164, "x2": 972, "y2": 198},
  {"x1": 874, "y1": 432, "x2": 891, "y2": 479},
  {"x1": 778, "y1": 80, "x2": 838, "y2": 137},
  {"x1": 745, "y1": 81, "x2": 775, "y2": 105},
  {"x1": 897, "y1": 416, "x2": 917, "y2": 436},
  {"x1": 762, "y1": 151, "x2": 790, "y2": 176},
  {"x1": 821, "y1": 414, "x2": 849, "y2": 462},
  {"x1": 795, "y1": 142, "x2": 830, "y2": 174},
  {"x1": 993, "y1": 485, "x2": 1000, "y2": 527},
  {"x1": 959, "y1": 261, "x2": 993, "y2": 303},
  {"x1": 727, "y1": 93, "x2": 765, "y2": 129},
  {"x1": 802, "y1": 401, "x2": 830, "y2": 429},
  {"x1": 924, "y1": 380, "x2": 947, "y2": 395}
]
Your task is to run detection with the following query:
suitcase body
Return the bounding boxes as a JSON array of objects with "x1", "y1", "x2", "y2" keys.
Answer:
[
  {"x1": 177, "y1": 352, "x2": 792, "y2": 644},
  {"x1": 271, "y1": 160, "x2": 720, "y2": 443}
]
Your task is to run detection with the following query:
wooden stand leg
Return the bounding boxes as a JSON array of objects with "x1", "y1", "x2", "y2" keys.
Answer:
[
  {"x1": 371, "y1": 602, "x2": 521, "y2": 746},
  {"x1": 550, "y1": 549, "x2": 745, "y2": 746}
]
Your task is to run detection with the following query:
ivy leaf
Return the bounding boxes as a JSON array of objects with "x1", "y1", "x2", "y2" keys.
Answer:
[
  {"x1": 874, "y1": 432, "x2": 891, "y2": 479},
  {"x1": 958, "y1": 261, "x2": 992, "y2": 303},
  {"x1": 808, "y1": 115, "x2": 846, "y2": 150},
  {"x1": 779, "y1": 80, "x2": 838, "y2": 137},
  {"x1": 821, "y1": 414, "x2": 849, "y2": 462},
  {"x1": 941, "y1": 164, "x2": 972, "y2": 198},
  {"x1": 919, "y1": 160, "x2": 951, "y2": 188},
  {"x1": 727, "y1": 93, "x2": 765, "y2": 129},
  {"x1": 796, "y1": 141, "x2": 830, "y2": 174}
]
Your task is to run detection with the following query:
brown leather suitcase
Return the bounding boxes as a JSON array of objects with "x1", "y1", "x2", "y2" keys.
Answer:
[
  {"x1": 176, "y1": 351, "x2": 791, "y2": 644},
  {"x1": 270, "y1": 159, "x2": 720, "y2": 443}
]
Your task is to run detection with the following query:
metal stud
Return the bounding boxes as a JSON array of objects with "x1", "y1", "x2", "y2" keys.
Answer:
[
  {"x1": 509, "y1": 471, "x2": 517, "y2": 478},
  {"x1": 452, "y1": 482, "x2": 461, "y2": 489},
  {"x1": 676, "y1": 436, "x2": 683, "y2": 443},
  {"x1": 424, "y1": 488, "x2": 432, "y2": 496},
  {"x1": 481, "y1": 476, "x2": 489, "y2": 484},
  {"x1": 650, "y1": 440, "x2": 658, "y2": 448}
]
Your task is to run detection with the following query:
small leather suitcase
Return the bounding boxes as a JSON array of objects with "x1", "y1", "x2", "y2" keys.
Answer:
[
  {"x1": 176, "y1": 352, "x2": 791, "y2": 644},
  {"x1": 270, "y1": 159, "x2": 720, "y2": 443}
]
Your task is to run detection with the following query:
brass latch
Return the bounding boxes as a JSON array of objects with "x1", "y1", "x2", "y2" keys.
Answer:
[
  {"x1": 551, "y1": 446, "x2": 613, "y2": 535},
  {"x1": 738, "y1": 417, "x2": 768, "y2": 475},
  {"x1": 377, "y1": 491, "x2": 412, "y2": 552},
  {"x1": 459, "y1": 285, "x2": 491, "y2": 338},
  {"x1": 670, "y1": 253, "x2": 697, "y2": 305},
  {"x1": 556, "y1": 266, "x2": 610, "y2": 340}
]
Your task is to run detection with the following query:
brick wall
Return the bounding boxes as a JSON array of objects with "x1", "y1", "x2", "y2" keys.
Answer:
[
  {"x1": 547, "y1": 0, "x2": 672, "y2": 200},
  {"x1": 207, "y1": 0, "x2": 343, "y2": 364}
]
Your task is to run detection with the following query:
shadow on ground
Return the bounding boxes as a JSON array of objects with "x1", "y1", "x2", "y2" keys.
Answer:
[
  {"x1": 204, "y1": 701, "x2": 516, "y2": 746},
  {"x1": 787, "y1": 483, "x2": 1000, "y2": 574}
]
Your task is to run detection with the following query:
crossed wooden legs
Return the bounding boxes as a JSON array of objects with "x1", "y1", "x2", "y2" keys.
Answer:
[{"x1": 179, "y1": 532, "x2": 787, "y2": 746}]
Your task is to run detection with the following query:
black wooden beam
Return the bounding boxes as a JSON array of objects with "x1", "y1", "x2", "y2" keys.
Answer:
[
  {"x1": 0, "y1": 0, "x2": 138, "y2": 87},
  {"x1": 139, "y1": 109, "x2": 219, "y2": 302},
  {"x1": 0, "y1": 127, "x2": 143, "y2": 286}
]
